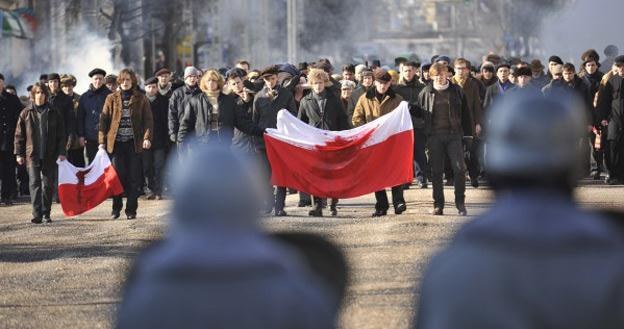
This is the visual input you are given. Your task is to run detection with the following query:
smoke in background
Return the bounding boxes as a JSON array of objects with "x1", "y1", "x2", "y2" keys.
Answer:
[{"x1": 539, "y1": 0, "x2": 623, "y2": 64}]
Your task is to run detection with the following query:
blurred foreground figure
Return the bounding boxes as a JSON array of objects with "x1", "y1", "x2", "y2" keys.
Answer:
[
  {"x1": 117, "y1": 142, "x2": 345, "y2": 329},
  {"x1": 414, "y1": 95, "x2": 624, "y2": 329}
]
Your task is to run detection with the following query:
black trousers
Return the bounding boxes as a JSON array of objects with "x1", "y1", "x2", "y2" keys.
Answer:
[
  {"x1": 28, "y1": 160, "x2": 56, "y2": 219},
  {"x1": 258, "y1": 150, "x2": 287, "y2": 211},
  {"x1": 142, "y1": 148, "x2": 166, "y2": 195},
  {"x1": 465, "y1": 138, "x2": 481, "y2": 181},
  {"x1": 111, "y1": 142, "x2": 142, "y2": 215},
  {"x1": 0, "y1": 150, "x2": 17, "y2": 200},
  {"x1": 85, "y1": 140, "x2": 99, "y2": 164},
  {"x1": 590, "y1": 129, "x2": 606, "y2": 174},
  {"x1": 67, "y1": 147, "x2": 86, "y2": 167},
  {"x1": 414, "y1": 129, "x2": 428, "y2": 183},
  {"x1": 428, "y1": 134, "x2": 466, "y2": 209},
  {"x1": 17, "y1": 163, "x2": 29, "y2": 196},
  {"x1": 374, "y1": 186, "x2": 405, "y2": 211},
  {"x1": 606, "y1": 138, "x2": 624, "y2": 180}
]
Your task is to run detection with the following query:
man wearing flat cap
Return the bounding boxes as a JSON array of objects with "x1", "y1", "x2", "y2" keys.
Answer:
[
  {"x1": 352, "y1": 69, "x2": 407, "y2": 217},
  {"x1": 78, "y1": 68, "x2": 111, "y2": 163},
  {"x1": 252, "y1": 65, "x2": 297, "y2": 217},
  {"x1": 154, "y1": 68, "x2": 173, "y2": 98}
]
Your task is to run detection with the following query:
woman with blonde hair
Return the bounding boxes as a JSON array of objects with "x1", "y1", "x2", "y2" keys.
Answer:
[{"x1": 178, "y1": 69, "x2": 263, "y2": 147}]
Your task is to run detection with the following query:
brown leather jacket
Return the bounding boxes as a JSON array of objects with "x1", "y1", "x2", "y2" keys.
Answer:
[
  {"x1": 98, "y1": 89, "x2": 153, "y2": 154},
  {"x1": 14, "y1": 103, "x2": 66, "y2": 166},
  {"x1": 352, "y1": 88, "x2": 404, "y2": 126}
]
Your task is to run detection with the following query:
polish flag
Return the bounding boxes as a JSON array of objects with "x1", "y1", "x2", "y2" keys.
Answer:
[
  {"x1": 264, "y1": 101, "x2": 414, "y2": 199},
  {"x1": 57, "y1": 150, "x2": 124, "y2": 216}
]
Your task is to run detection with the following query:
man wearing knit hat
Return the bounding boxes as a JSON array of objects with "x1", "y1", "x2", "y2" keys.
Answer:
[
  {"x1": 78, "y1": 68, "x2": 111, "y2": 163},
  {"x1": 168, "y1": 66, "x2": 200, "y2": 145},
  {"x1": 352, "y1": 69, "x2": 406, "y2": 217},
  {"x1": 581, "y1": 50, "x2": 606, "y2": 180},
  {"x1": 143, "y1": 77, "x2": 169, "y2": 200}
]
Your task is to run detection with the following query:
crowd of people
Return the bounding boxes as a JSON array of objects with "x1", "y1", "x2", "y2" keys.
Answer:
[{"x1": 1, "y1": 44, "x2": 623, "y2": 223}]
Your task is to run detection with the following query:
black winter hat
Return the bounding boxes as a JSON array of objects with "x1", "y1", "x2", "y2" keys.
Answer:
[
  {"x1": 0, "y1": 73, "x2": 4, "y2": 81},
  {"x1": 144, "y1": 77, "x2": 158, "y2": 86},
  {"x1": 88, "y1": 68, "x2": 106, "y2": 78},
  {"x1": 39, "y1": 74, "x2": 48, "y2": 81},
  {"x1": 548, "y1": 55, "x2": 563, "y2": 65},
  {"x1": 495, "y1": 63, "x2": 511, "y2": 71},
  {"x1": 513, "y1": 67, "x2": 532, "y2": 77},
  {"x1": 47, "y1": 73, "x2": 60, "y2": 81},
  {"x1": 614, "y1": 55, "x2": 624, "y2": 66}
]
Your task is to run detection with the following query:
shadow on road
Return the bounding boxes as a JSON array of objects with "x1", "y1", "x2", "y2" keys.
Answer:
[{"x1": 0, "y1": 240, "x2": 155, "y2": 263}]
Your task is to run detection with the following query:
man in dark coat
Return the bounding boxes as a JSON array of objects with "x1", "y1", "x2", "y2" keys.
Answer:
[
  {"x1": 297, "y1": 69, "x2": 350, "y2": 217},
  {"x1": 395, "y1": 61, "x2": 428, "y2": 188},
  {"x1": 253, "y1": 65, "x2": 297, "y2": 216},
  {"x1": 168, "y1": 66, "x2": 200, "y2": 145},
  {"x1": 416, "y1": 63, "x2": 473, "y2": 216},
  {"x1": 483, "y1": 63, "x2": 514, "y2": 111},
  {"x1": 142, "y1": 77, "x2": 169, "y2": 200},
  {"x1": 77, "y1": 68, "x2": 111, "y2": 164},
  {"x1": 0, "y1": 73, "x2": 23, "y2": 205},
  {"x1": 597, "y1": 55, "x2": 624, "y2": 184},
  {"x1": 15, "y1": 83, "x2": 66, "y2": 223},
  {"x1": 581, "y1": 52, "x2": 606, "y2": 179},
  {"x1": 414, "y1": 94, "x2": 624, "y2": 329},
  {"x1": 227, "y1": 70, "x2": 257, "y2": 153}
]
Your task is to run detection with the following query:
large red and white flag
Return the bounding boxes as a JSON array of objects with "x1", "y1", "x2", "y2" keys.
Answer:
[
  {"x1": 57, "y1": 149, "x2": 124, "y2": 216},
  {"x1": 264, "y1": 101, "x2": 414, "y2": 199}
]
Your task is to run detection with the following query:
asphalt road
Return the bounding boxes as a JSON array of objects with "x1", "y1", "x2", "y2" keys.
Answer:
[{"x1": 0, "y1": 181, "x2": 621, "y2": 329}]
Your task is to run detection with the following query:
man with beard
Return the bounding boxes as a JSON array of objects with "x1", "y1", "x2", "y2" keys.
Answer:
[
  {"x1": 451, "y1": 58, "x2": 483, "y2": 188},
  {"x1": 395, "y1": 61, "x2": 428, "y2": 188},
  {"x1": 352, "y1": 70, "x2": 406, "y2": 217},
  {"x1": 168, "y1": 66, "x2": 201, "y2": 145},
  {"x1": 78, "y1": 68, "x2": 112, "y2": 164},
  {"x1": 253, "y1": 65, "x2": 297, "y2": 216},
  {"x1": 0, "y1": 73, "x2": 23, "y2": 205},
  {"x1": 597, "y1": 55, "x2": 624, "y2": 184}
]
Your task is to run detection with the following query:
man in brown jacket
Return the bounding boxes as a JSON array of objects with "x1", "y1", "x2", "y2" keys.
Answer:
[
  {"x1": 99, "y1": 69, "x2": 153, "y2": 220},
  {"x1": 14, "y1": 83, "x2": 66, "y2": 223},
  {"x1": 451, "y1": 58, "x2": 483, "y2": 187},
  {"x1": 352, "y1": 70, "x2": 406, "y2": 217}
]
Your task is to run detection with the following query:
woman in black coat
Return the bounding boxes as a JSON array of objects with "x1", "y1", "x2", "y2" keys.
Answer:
[{"x1": 297, "y1": 69, "x2": 350, "y2": 217}]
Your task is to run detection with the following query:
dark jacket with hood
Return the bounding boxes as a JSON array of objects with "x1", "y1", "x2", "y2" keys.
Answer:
[
  {"x1": 0, "y1": 89, "x2": 23, "y2": 152},
  {"x1": 298, "y1": 90, "x2": 350, "y2": 131},
  {"x1": 178, "y1": 92, "x2": 263, "y2": 145},
  {"x1": 168, "y1": 84, "x2": 200, "y2": 143},
  {"x1": 416, "y1": 83, "x2": 473, "y2": 137},
  {"x1": 77, "y1": 84, "x2": 111, "y2": 141}
]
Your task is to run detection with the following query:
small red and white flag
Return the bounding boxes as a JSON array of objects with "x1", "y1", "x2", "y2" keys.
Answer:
[
  {"x1": 264, "y1": 101, "x2": 414, "y2": 199},
  {"x1": 57, "y1": 149, "x2": 124, "y2": 216}
]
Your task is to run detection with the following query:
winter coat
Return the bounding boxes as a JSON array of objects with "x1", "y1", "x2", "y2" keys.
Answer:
[
  {"x1": 77, "y1": 84, "x2": 111, "y2": 141},
  {"x1": 178, "y1": 92, "x2": 263, "y2": 145},
  {"x1": 597, "y1": 74, "x2": 624, "y2": 140},
  {"x1": 352, "y1": 88, "x2": 404, "y2": 127},
  {"x1": 98, "y1": 89, "x2": 153, "y2": 154},
  {"x1": 395, "y1": 78, "x2": 426, "y2": 130},
  {"x1": 231, "y1": 96, "x2": 255, "y2": 153},
  {"x1": 414, "y1": 190, "x2": 624, "y2": 329},
  {"x1": 49, "y1": 91, "x2": 75, "y2": 149},
  {"x1": 531, "y1": 73, "x2": 551, "y2": 90},
  {"x1": 168, "y1": 84, "x2": 200, "y2": 143},
  {"x1": 0, "y1": 89, "x2": 24, "y2": 152},
  {"x1": 298, "y1": 90, "x2": 350, "y2": 131},
  {"x1": 148, "y1": 94, "x2": 170, "y2": 150},
  {"x1": 65, "y1": 93, "x2": 82, "y2": 150},
  {"x1": 543, "y1": 78, "x2": 592, "y2": 124},
  {"x1": 415, "y1": 83, "x2": 473, "y2": 137},
  {"x1": 252, "y1": 85, "x2": 297, "y2": 151},
  {"x1": 14, "y1": 103, "x2": 66, "y2": 166},
  {"x1": 483, "y1": 80, "x2": 514, "y2": 111},
  {"x1": 451, "y1": 76, "x2": 483, "y2": 129}
]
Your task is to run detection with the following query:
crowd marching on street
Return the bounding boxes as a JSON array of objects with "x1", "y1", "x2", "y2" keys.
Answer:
[{"x1": 1, "y1": 44, "x2": 624, "y2": 223}]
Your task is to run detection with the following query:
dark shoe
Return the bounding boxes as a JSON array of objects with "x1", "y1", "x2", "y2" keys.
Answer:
[
  {"x1": 471, "y1": 179, "x2": 479, "y2": 188},
  {"x1": 275, "y1": 209, "x2": 288, "y2": 217},
  {"x1": 431, "y1": 207, "x2": 443, "y2": 216},
  {"x1": 308, "y1": 208, "x2": 323, "y2": 217},
  {"x1": 43, "y1": 215, "x2": 52, "y2": 223},
  {"x1": 457, "y1": 205, "x2": 467, "y2": 216},
  {"x1": 330, "y1": 206, "x2": 338, "y2": 216},
  {"x1": 593, "y1": 172, "x2": 602, "y2": 180},
  {"x1": 403, "y1": 183, "x2": 410, "y2": 190},
  {"x1": 111, "y1": 211, "x2": 121, "y2": 220},
  {"x1": 606, "y1": 177, "x2": 619, "y2": 185},
  {"x1": 31, "y1": 217, "x2": 43, "y2": 224},
  {"x1": 4, "y1": 199, "x2": 13, "y2": 206},
  {"x1": 297, "y1": 200, "x2": 311, "y2": 207},
  {"x1": 394, "y1": 203, "x2": 407, "y2": 215},
  {"x1": 418, "y1": 181, "x2": 428, "y2": 189},
  {"x1": 372, "y1": 209, "x2": 387, "y2": 217},
  {"x1": 146, "y1": 194, "x2": 156, "y2": 200},
  {"x1": 126, "y1": 214, "x2": 136, "y2": 220},
  {"x1": 155, "y1": 194, "x2": 163, "y2": 200},
  {"x1": 445, "y1": 179, "x2": 454, "y2": 186}
]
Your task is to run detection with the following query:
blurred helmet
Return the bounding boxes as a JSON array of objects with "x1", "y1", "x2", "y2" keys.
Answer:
[{"x1": 486, "y1": 93, "x2": 586, "y2": 183}]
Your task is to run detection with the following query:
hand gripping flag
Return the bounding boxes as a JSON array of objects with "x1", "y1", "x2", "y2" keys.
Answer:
[
  {"x1": 264, "y1": 101, "x2": 414, "y2": 199},
  {"x1": 57, "y1": 149, "x2": 124, "y2": 216}
]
